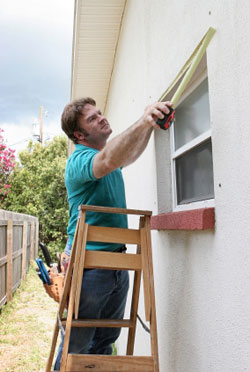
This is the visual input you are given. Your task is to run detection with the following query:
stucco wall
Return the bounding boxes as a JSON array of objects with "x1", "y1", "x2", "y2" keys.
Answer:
[{"x1": 105, "y1": 1, "x2": 250, "y2": 371}]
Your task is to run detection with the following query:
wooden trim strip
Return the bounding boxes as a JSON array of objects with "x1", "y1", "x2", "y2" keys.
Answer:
[{"x1": 159, "y1": 27, "x2": 216, "y2": 104}]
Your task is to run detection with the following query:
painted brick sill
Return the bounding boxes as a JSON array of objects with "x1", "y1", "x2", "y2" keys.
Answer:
[{"x1": 150, "y1": 207, "x2": 215, "y2": 231}]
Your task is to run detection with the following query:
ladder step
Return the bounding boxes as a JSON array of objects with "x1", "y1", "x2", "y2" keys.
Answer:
[
  {"x1": 61, "y1": 319, "x2": 133, "y2": 328},
  {"x1": 80, "y1": 205, "x2": 152, "y2": 216},
  {"x1": 46, "y1": 209, "x2": 159, "y2": 372},
  {"x1": 87, "y1": 225, "x2": 141, "y2": 244},
  {"x1": 66, "y1": 355, "x2": 154, "y2": 371},
  {"x1": 85, "y1": 251, "x2": 142, "y2": 270}
]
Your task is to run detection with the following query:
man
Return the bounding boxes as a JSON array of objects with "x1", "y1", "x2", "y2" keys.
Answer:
[{"x1": 54, "y1": 97, "x2": 172, "y2": 369}]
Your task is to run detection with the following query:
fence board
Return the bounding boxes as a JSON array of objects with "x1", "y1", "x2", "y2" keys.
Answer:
[
  {"x1": 0, "y1": 225, "x2": 7, "y2": 258},
  {"x1": 0, "y1": 263, "x2": 6, "y2": 303},
  {"x1": 13, "y1": 255, "x2": 22, "y2": 289},
  {"x1": 13, "y1": 224, "x2": 23, "y2": 253},
  {"x1": 7, "y1": 220, "x2": 13, "y2": 302},
  {"x1": 30, "y1": 223, "x2": 34, "y2": 260},
  {"x1": 35, "y1": 221, "x2": 39, "y2": 257},
  {"x1": 0, "y1": 211, "x2": 38, "y2": 308},
  {"x1": 22, "y1": 222, "x2": 28, "y2": 280}
]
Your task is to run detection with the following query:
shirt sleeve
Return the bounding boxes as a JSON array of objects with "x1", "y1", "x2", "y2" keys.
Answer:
[{"x1": 67, "y1": 148, "x2": 97, "y2": 183}]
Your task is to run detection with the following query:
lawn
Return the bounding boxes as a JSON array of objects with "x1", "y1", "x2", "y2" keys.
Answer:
[{"x1": 0, "y1": 263, "x2": 58, "y2": 372}]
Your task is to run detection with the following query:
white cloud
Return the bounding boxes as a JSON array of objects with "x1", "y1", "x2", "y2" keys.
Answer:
[
  {"x1": 0, "y1": 0, "x2": 73, "y2": 27},
  {"x1": 0, "y1": 0, "x2": 73, "y2": 153},
  {"x1": 0, "y1": 116, "x2": 64, "y2": 154},
  {"x1": 1, "y1": 121, "x2": 33, "y2": 153}
]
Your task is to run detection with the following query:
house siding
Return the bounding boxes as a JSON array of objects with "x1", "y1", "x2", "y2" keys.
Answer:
[{"x1": 104, "y1": 1, "x2": 250, "y2": 371}]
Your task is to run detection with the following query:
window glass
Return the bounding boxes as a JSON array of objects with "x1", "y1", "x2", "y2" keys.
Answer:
[
  {"x1": 176, "y1": 139, "x2": 214, "y2": 204},
  {"x1": 174, "y1": 79, "x2": 211, "y2": 150}
]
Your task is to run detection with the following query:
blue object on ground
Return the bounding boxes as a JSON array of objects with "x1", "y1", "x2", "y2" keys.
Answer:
[{"x1": 35, "y1": 258, "x2": 51, "y2": 285}]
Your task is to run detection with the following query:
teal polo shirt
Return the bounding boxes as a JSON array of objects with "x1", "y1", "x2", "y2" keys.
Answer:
[{"x1": 65, "y1": 144, "x2": 128, "y2": 251}]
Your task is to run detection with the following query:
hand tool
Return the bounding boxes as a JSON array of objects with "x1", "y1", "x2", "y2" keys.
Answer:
[
  {"x1": 36, "y1": 258, "x2": 51, "y2": 285},
  {"x1": 39, "y1": 241, "x2": 53, "y2": 267},
  {"x1": 156, "y1": 106, "x2": 175, "y2": 130}
]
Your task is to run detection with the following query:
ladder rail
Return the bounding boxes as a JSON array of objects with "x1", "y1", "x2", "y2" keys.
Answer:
[{"x1": 46, "y1": 206, "x2": 159, "y2": 372}]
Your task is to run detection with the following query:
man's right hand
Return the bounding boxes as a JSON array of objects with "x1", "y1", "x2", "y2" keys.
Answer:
[
  {"x1": 93, "y1": 100, "x2": 173, "y2": 178},
  {"x1": 142, "y1": 101, "x2": 173, "y2": 129}
]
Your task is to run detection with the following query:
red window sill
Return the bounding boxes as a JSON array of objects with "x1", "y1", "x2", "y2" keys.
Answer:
[{"x1": 150, "y1": 207, "x2": 215, "y2": 231}]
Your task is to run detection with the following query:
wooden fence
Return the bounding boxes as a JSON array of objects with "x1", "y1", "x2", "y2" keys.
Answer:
[{"x1": 0, "y1": 209, "x2": 38, "y2": 309}]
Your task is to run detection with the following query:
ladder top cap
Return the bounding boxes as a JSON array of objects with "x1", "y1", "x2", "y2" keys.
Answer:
[{"x1": 79, "y1": 205, "x2": 152, "y2": 216}]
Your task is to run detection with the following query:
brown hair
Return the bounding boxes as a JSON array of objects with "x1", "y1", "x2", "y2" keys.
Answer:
[{"x1": 61, "y1": 97, "x2": 96, "y2": 143}]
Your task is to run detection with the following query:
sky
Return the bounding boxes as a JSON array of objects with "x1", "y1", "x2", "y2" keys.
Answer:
[{"x1": 0, "y1": 0, "x2": 74, "y2": 153}]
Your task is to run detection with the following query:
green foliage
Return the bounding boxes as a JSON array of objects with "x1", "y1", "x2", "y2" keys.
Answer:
[
  {"x1": 3, "y1": 136, "x2": 69, "y2": 260},
  {"x1": 0, "y1": 128, "x2": 16, "y2": 201}
]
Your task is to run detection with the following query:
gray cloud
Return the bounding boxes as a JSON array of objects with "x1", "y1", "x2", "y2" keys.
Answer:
[{"x1": 0, "y1": 2, "x2": 73, "y2": 128}]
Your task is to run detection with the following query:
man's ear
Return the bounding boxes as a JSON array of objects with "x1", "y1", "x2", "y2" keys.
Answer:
[{"x1": 73, "y1": 131, "x2": 85, "y2": 141}]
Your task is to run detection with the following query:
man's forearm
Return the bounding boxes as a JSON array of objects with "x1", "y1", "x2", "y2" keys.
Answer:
[
  {"x1": 101, "y1": 118, "x2": 153, "y2": 169},
  {"x1": 93, "y1": 101, "x2": 172, "y2": 178}
]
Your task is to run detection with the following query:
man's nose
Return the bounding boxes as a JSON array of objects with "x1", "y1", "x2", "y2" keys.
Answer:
[{"x1": 98, "y1": 114, "x2": 105, "y2": 123}]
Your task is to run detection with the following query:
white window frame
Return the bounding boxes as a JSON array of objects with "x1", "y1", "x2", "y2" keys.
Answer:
[{"x1": 170, "y1": 72, "x2": 215, "y2": 212}]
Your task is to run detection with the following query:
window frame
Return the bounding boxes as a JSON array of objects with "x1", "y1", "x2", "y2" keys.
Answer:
[{"x1": 170, "y1": 72, "x2": 215, "y2": 212}]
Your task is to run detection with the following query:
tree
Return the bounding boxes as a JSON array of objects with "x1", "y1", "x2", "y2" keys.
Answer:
[
  {"x1": 0, "y1": 128, "x2": 16, "y2": 201},
  {"x1": 3, "y1": 136, "x2": 69, "y2": 259}
]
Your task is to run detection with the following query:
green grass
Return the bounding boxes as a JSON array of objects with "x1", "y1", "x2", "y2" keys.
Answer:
[
  {"x1": 0, "y1": 263, "x2": 119, "y2": 371},
  {"x1": 0, "y1": 263, "x2": 58, "y2": 372}
]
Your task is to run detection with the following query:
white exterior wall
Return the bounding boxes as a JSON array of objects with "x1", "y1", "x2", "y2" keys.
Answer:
[{"x1": 105, "y1": 1, "x2": 250, "y2": 371}]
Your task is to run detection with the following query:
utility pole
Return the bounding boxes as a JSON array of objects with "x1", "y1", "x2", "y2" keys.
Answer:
[{"x1": 39, "y1": 106, "x2": 43, "y2": 145}]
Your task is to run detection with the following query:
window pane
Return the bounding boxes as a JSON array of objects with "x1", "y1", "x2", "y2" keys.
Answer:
[
  {"x1": 174, "y1": 78, "x2": 211, "y2": 150},
  {"x1": 176, "y1": 139, "x2": 214, "y2": 204}
]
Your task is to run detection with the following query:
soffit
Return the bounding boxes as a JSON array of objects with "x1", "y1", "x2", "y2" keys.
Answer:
[{"x1": 71, "y1": 0, "x2": 127, "y2": 112}]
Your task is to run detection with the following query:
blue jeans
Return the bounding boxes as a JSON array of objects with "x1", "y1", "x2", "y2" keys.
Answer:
[{"x1": 54, "y1": 268, "x2": 129, "y2": 370}]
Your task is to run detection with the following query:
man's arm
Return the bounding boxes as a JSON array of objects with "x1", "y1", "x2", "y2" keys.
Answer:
[{"x1": 93, "y1": 101, "x2": 172, "y2": 179}]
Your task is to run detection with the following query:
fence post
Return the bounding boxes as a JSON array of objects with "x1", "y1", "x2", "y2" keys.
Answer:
[
  {"x1": 30, "y1": 222, "x2": 34, "y2": 261},
  {"x1": 35, "y1": 220, "x2": 39, "y2": 257},
  {"x1": 7, "y1": 220, "x2": 13, "y2": 302},
  {"x1": 22, "y1": 221, "x2": 28, "y2": 280}
]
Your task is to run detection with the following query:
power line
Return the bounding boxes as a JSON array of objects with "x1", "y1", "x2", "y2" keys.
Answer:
[{"x1": 9, "y1": 137, "x2": 33, "y2": 147}]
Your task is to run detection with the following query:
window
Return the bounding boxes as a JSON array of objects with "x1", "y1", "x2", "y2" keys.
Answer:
[
  {"x1": 171, "y1": 76, "x2": 215, "y2": 210},
  {"x1": 152, "y1": 28, "x2": 216, "y2": 230}
]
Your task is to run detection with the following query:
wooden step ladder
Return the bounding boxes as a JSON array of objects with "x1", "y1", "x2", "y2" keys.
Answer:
[{"x1": 46, "y1": 205, "x2": 159, "y2": 372}]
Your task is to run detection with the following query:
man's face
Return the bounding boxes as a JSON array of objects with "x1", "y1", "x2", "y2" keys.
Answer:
[{"x1": 78, "y1": 104, "x2": 112, "y2": 145}]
